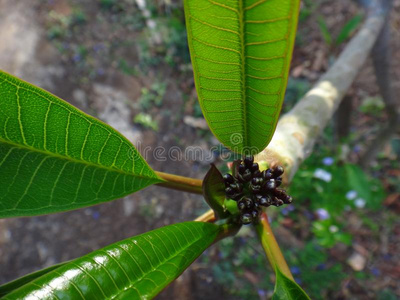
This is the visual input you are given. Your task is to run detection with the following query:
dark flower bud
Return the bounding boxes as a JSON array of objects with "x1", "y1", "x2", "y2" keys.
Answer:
[
  {"x1": 264, "y1": 179, "x2": 276, "y2": 190},
  {"x1": 262, "y1": 169, "x2": 273, "y2": 180},
  {"x1": 250, "y1": 184, "x2": 261, "y2": 193},
  {"x1": 230, "y1": 182, "x2": 242, "y2": 192},
  {"x1": 243, "y1": 156, "x2": 254, "y2": 167},
  {"x1": 243, "y1": 197, "x2": 253, "y2": 209},
  {"x1": 273, "y1": 166, "x2": 284, "y2": 177},
  {"x1": 238, "y1": 199, "x2": 246, "y2": 210},
  {"x1": 274, "y1": 189, "x2": 285, "y2": 197},
  {"x1": 242, "y1": 170, "x2": 252, "y2": 182},
  {"x1": 251, "y1": 177, "x2": 262, "y2": 185},
  {"x1": 251, "y1": 163, "x2": 259, "y2": 172},
  {"x1": 223, "y1": 173, "x2": 235, "y2": 184},
  {"x1": 241, "y1": 213, "x2": 253, "y2": 225},
  {"x1": 251, "y1": 210, "x2": 259, "y2": 219},
  {"x1": 222, "y1": 157, "x2": 292, "y2": 222},
  {"x1": 259, "y1": 196, "x2": 271, "y2": 206},
  {"x1": 225, "y1": 187, "x2": 234, "y2": 195},
  {"x1": 283, "y1": 195, "x2": 293, "y2": 204}
]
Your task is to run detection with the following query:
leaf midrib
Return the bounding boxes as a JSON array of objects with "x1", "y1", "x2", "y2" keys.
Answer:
[
  {"x1": 0, "y1": 137, "x2": 161, "y2": 182},
  {"x1": 110, "y1": 224, "x2": 221, "y2": 299},
  {"x1": 239, "y1": 0, "x2": 248, "y2": 148}
]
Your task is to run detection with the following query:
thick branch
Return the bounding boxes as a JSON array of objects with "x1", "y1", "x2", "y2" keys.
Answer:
[
  {"x1": 360, "y1": 0, "x2": 399, "y2": 168},
  {"x1": 255, "y1": 3, "x2": 385, "y2": 182}
]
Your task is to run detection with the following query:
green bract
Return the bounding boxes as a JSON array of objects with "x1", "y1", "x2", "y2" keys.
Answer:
[
  {"x1": 184, "y1": 0, "x2": 300, "y2": 153},
  {"x1": 0, "y1": 71, "x2": 162, "y2": 218}
]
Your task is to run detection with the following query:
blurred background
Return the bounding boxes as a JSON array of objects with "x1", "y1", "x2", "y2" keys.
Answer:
[{"x1": 0, "y1": 0, "x2": 399, "y2": 299}]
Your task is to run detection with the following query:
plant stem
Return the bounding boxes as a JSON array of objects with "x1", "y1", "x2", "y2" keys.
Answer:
[
  {"x1": 255, "y1": 211, "x2": 294, "y2": 280},
  {"x1": 155, "y1": 171, "x2": 203, "y2": 194},
  {"x1": 195, "y1": 209, "x2": 216, "y2": 223}
]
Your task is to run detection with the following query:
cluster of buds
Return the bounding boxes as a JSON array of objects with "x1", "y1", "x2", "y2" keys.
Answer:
[{"x1": 223, "y1": 156, "x2": 293, "y2": 225}]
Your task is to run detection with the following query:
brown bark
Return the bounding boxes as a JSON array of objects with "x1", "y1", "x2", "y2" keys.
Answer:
[{"x1": 359, "y1": 0, "x2": 399, "y2": 168}]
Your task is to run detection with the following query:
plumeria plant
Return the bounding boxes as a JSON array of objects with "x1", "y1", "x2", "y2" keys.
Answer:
[{"x1": 0, "y1": 0, "x2": 311, "y2": 299}]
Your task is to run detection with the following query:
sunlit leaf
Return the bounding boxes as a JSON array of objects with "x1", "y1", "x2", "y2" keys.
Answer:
[
  {"x1": 0, "y1": 71, "x2": 162, "y2": 218},
  {"x1": 184, "y1": 0, "x2": 300, "y2": 154},
  {"x1": 2, "y1": 222, "x2": 226, "y2": 299}
]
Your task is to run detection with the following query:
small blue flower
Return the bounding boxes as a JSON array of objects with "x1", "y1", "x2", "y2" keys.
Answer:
[
  {"x1": 370, "y1": 267, "x2": 380, "y2": 276},
  {"x1": 73, "y1": 54, "x2": 82, "y2": 63},
  {"x1": 294, "y1": 277, "x2": 302, "y2": 285},
  {"x1": 316, "y1": 263, "x2": 326, "y2": 270},
  {"x1": 290, "y1": 266, "x2": 301, "y2": 275},
  {"x1": 355, "y1": 198, "x2": 366, "y2": 208},
  {"x1": 93, "y1": 43, "x2": 105, "y2": 52},
  {"x1": 353, "y1": 145, "x2": 362, "y2": 153},
  {"x1": 281, "y1": 207, "x2": 291, "y2": 216},
  {"x1": 92, "y1": 211, "x2": 100, "y2": 220},
  {"x1": 322, "y1": 157, "x2": 334, "y2": 166},
  {"x1": 346, "y1": 190, "x2": 357, "y2": 200},
  {"x1": 383, "y1": 254, "x2": 392, "y2": 261},
  {"x1": 316, "y1": 208, "x2": 330, "y2": 220},
  {"x1": 257, "y1": 289, "x2": 266, "y2": 297},
  {"x1": 313, "y1": 168, "x2": 332, "y2": 182},
  {"x1": 303, "y1": 210, "x2": 314, "y2": 220}
]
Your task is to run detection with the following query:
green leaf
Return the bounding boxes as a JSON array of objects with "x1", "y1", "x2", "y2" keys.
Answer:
[
  {"x1": 344, "y1": 164, "x2": 384, "y2": 210},
  {"x1": 202, "y1": 164, "x2": 230, "y2": 219},
  {"x1": 335, "y1": 15, "x2": 362, "y2": 46},
  {"x1": 0, "y1": 71, "x2": 162, "y2": 218},
  {"x1": 272, "y1": 267, "x2": 310, "y2": 300},
  {"x1": 317, "y1": 15, "x2": 332, "y2": 46},
  {"x1": 184, "y1": 0, "x2": 300, "y2": 154},
  {"x1": 0, "y1": 262, "x2": 66, "y2": 297},
  {"x1": 2, "y1": 222, "x2": 225, "y2": 300}
]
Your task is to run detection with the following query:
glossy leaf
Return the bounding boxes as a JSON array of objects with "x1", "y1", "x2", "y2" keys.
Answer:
[
  {"x1": 0, "y1": 263, "x2": 66, "y2": 297},
  {"x1": 2, "y1": 222, "x2": 225, "y2": 299},
  {"x1": 0, "y1": 71, "x2": 162, "y2": 218},
  {"x1": 202, "y1": 164, "x2": 229, "y2": 219},
  {"x1": 272, "y1": 267, "x2": 310, "y2": 300},
  {"x1": 184, "y1": 0, "x2": 300, "y2": 154}
]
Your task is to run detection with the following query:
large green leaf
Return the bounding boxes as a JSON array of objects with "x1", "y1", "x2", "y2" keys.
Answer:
[
  {"x1": 184, "y1": 0, "x2": 300, "y2": 154},
  {"x1": 0, "y1": 71, "x2": 162, "y2": 218},
  {"x1": 272, "y1": 267, "x2": 310, "y2": 300},
  {"x1": 2, "y1": 222, "x2": 224, "y2": 300}
]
